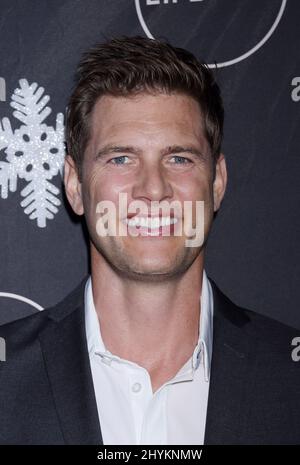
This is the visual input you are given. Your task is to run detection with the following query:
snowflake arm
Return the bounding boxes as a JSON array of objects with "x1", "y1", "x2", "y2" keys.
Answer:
[
  {"x1": 0, "y1": 117, "x2": 19, "y2": 197},
  {"x1": 20, "y1": 179, "x2": 61, "y2": 228},
  {"x1": 10, "y1": 79, "x2": 51, "y2": 126}
]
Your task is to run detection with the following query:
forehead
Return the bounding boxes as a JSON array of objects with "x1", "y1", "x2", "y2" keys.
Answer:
[{"x1": 88, "y1": 92, "x2": 206, "y2": 144}]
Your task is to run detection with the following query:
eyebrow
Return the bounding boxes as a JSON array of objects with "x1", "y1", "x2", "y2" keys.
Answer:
[{"x1": 95, "y1": 144, "x2": 208, "y2": 160}]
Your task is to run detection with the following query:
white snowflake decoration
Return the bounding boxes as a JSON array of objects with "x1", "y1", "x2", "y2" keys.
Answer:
[{"x1": 0, "y1": 79, "x2": 65, "y2": 227}]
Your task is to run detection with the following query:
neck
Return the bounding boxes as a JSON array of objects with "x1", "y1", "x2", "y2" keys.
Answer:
[{"x1": 90, "y1": 245, "x2": 204, "y2": 380}]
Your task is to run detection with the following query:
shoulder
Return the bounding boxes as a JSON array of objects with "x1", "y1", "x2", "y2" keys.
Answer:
[
  {"x1": 208, "y1": 276, "x2": 299, "y2": 355},
  {"x1": 0, "y1": 276, "x2": 89, "y2": 344},
  {"x1": 239, "y1": 304, "x2": 299, "y2": 356}
]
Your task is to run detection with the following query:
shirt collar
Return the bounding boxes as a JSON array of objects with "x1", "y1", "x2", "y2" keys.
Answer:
[
  {"x1": 192, "y1": 268, "x2": 214, "y2": 381},
  {"x1": 84, "y1": 269, "x2": 214, "y2": 382}
]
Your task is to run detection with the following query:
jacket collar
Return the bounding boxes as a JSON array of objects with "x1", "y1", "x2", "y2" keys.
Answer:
[
  {"x1": 204, "y1": 277, "x2": 255, "y2": 444},
  {"x1": 38, "y1": 276, "x2": 103, "y2": 445}
]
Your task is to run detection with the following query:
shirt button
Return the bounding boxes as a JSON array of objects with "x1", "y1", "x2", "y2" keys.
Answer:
[{"x1": 132, "y1": 382, "x2": 142, "y2": 393}]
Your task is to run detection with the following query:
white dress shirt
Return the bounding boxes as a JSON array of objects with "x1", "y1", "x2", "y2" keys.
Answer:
[{"x1": 84, "y1": 269, "x2": 214, "y2": 445}]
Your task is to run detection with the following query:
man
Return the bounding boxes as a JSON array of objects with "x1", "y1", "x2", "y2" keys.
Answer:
[{"x1": 0, "y1": 36, "x2": 299, "y2": 445}]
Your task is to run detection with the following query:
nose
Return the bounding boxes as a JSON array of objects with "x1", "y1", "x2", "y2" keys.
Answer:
[{"x1": 131, "y1": 159, "x2": 173, "y2": 203}]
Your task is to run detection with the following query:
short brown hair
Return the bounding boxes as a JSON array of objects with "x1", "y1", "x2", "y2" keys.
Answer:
[{"x1": 66, "y1": 35, "x2": 224, "y2": 179}]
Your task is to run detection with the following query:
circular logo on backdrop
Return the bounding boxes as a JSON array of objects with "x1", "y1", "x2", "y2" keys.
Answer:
[
  {"x1": 0, "y1": 292, "x2": 43, "y2": 310},
  {"x1": 135, "y1": 0, "x2": 287, "y2": 67}
]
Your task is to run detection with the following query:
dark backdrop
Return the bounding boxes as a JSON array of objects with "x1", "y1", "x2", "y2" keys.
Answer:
[{"x1": 0, "y1": 0, "x2": 299, "y2": 329}]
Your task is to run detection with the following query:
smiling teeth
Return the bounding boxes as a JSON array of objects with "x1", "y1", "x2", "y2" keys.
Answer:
[{"x1": 125, "y1": 216, "x2": 178, "y2": 228}]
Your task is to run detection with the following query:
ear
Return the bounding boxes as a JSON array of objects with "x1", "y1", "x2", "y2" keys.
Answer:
[
  {"x1": 64, "y1": 155, "x2": 84, "y2": 215},
  {"x1": 213, "y1": 153, "x2": 227, "y2": 212}
]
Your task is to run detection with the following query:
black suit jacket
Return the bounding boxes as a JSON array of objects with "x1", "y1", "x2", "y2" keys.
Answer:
[{"x1": 0, "y1": 275, "x2": 299, "y2": 445}]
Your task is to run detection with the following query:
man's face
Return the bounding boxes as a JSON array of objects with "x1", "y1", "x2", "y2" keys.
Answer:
[{"x1": 65, "y1": 91, "x2": 227, "y2": 281}]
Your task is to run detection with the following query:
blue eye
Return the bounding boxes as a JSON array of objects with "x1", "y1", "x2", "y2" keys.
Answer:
[
  {"x1": 171, "y1": 156, "x2": 191, "y2": 164},
  {"x1": 110, "y1": 156, "x2": 128, "y2": 165}
]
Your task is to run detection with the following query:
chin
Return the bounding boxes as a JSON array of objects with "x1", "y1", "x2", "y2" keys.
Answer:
[
  {"x1": 115, "y1": 256, "x2": 190, "y2": 281},
  {"x1": 119, "y1": 268, "x2": 183, "y2": 282}
]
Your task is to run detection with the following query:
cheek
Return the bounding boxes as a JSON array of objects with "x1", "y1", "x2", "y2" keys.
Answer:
[
  {"x1": 82, "y1": 171, "x2": 126, "y2": 223},
  {"x1": 178, "y1": 178, "x2": 214, "y2": 228},
  {"x1": 177, "y1": 174, "x2": 212, "y2": 203}
]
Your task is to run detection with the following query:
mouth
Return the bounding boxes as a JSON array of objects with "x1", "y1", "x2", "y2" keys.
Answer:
[{"x1": 121, "y1": 215, "x2": 179, "y2": 237}]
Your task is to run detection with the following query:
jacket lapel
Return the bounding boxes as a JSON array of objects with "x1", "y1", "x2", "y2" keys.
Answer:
[
  {"x1": 38, "y1": 277, "x2": 103, "y2": 445},
  {"x1": 204, "y1": 278, "x2": 257, "y2": 444}
]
